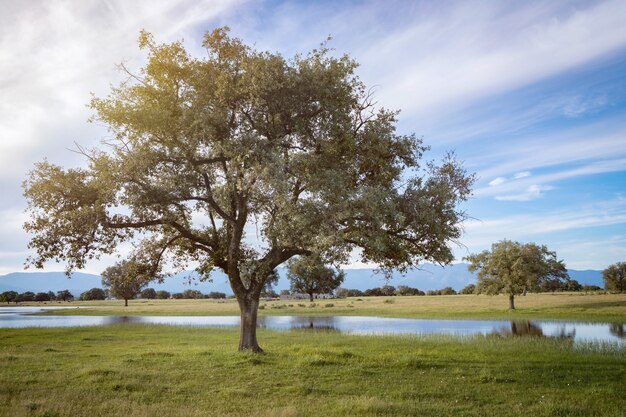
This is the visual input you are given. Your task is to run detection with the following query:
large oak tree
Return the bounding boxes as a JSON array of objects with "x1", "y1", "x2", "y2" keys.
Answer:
[{"x1": 24, "y1": 28, "x2": 473, "y2": 352}]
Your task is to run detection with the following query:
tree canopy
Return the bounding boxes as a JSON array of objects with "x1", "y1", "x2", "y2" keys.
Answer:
[
  {"x1": 603, "y1": 262, "x2": 626, "y2": 293},
  {"x1": 287, "y1": 255, "x2": 345, "y2": 301},
  {"x1": 23, "y1": 28, "x2": 474, "y2": 352},
  {"x1": 466, "y1": 240, "x2": 568, "y2": 309},
  {"x1": 101, "y1": 259, "x2": 156, "y2": 306}
]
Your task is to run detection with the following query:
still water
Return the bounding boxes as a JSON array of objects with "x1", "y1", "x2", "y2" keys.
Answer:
[{"x1": 1, "y1": 306, "x2": 624, "y2": 344}]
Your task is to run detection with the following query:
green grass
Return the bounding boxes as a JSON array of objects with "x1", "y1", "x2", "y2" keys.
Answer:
[
  {"x1": 22, "y1": 292, "x2": 626, "y2": 322},
  {"x1": 1, "y1": 325, "x2": 625, "y2": 416}
]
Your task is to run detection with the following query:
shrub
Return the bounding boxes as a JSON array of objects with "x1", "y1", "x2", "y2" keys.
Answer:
[
  {"x1": 155, "y1": 290, "x2": 170, "y2": 299},
  {"x1": 141, "y1": 288, "x2": 157, "y2": 299},
  {"x1": 396, "y1": 285, "x2": 421, "y2": 296},
  {"x1": 460, "y1": 284, "x2": 476, "y2": 295},
  {"x1": 80, "y1": 288, "x2": 106, "y2": 301}
]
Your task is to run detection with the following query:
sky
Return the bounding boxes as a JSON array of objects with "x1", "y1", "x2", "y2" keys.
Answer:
[{"x1": 1, "y1": 0, "x2": 625, "y2": 275}]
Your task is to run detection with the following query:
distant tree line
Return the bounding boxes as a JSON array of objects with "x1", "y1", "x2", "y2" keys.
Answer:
[
  {"x1": 333, "y1": 278, "x2": 601, "y2": 299},
  {"x1": 0, "y1": 290, "x2": 75, "y2": 303},
  {"x1": 0, "y1": 288, "x2": 230, "y2": 304}
]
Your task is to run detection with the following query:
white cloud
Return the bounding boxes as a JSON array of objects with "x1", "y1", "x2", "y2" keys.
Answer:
[
  {"x1": 513, "y1": 171, "x2": 531, "y2": 179},
  {"x1": 488, "y1": 177, "x2": 507, "y2": 187},
  {"x1": 460, "y1": 197, "x2": 626, "y2": 249},
  {"x1": 494, "y1": 185, "x2": 554, "y2": 201},
  {"x1": 355, "y1": 0, "x2": 626, "y2": 121}
]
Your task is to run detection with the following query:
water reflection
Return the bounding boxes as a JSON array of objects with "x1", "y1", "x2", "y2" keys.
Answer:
[
  {"x1": 0, "y1": 307, "x2": 624, "y2": 345},
  {"x1": 609, "y1": 323, "x2": 625, "y2": 339},
  {"x1": 492, "y1": 320, "x2": 575, "y2": 340}
]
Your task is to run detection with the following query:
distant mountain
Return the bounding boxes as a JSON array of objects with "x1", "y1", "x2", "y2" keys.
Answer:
[
  {"x1": 0, "y1": 264, "x2": 605, "y2": 295},
  {"x1": 567, "y1": 270, "x2": 604, "y2": 288}
]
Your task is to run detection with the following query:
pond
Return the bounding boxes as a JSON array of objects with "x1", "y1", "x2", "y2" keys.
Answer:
[{"x1": 1, "y1": 306, "x2": 624, "y2": 345}]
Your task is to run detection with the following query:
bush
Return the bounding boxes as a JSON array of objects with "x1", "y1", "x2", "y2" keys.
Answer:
[
  {"x1": 80, "y1": 288, "x2": 106, "y2": 301},
  {"x1": 182, "y1": 289, "x2": 203, "y2": 299},
  {"x1": 396, "y1": 285, "x2": 422, "y2": 296},
  {"x1": 56, "y1": 290, "x2": 74, "y2": 302},
  {"x1": 439, "y1": 287, "x2": 457, "y2": 295},
  {"x1": 155, "y1": 290, "x2": 171, "y2": 299},
  {"x1": 171, "y1": 292, "x2": 184, "y2": 299},
  {"x1": 207, "y1": 291, "x2": 226, "y2": 299},
  {"x1": 141, "y1": 288, "x2": 157, "y2": 299},
  {"x1": 460, "y1": 284, "x2": 476, "y2": 295},
  {"x1": 335, "y1": 288, "x2": 364, "y2": 298},
  {"x1": 34, "y1": 292, "x2": 51, "y2": 302},
  {"x1": 383, "y1": 298, "x2": 395, "y2": 304},
  {"x1": 364, "y1": 287, "x2": 384, "y2": 297},
  {"x1": 16, "y1": 292, "x2": 35, "y2": 302}
]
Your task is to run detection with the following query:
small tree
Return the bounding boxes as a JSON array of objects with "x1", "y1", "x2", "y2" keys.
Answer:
[
  {"x1": 17, "y1": 292, "x2": 35, "y2": 302},
  {"x1": 207, "y1": 291, "x2": 227, "y2": 299},
  {"x1": 56, "y1": 289, "x2": 74, "y2": 301},
  {"x1": 260, "y1": 270, "x2": 280, "y2": 298},
  {"x1": 0, "y1": 291, "x2": 18, "y2": 304},
  {"x1": 466, "y1": 240, "x2": 568, "y2": 309},
  {"x1": 560, "y1": 279, "x2": 582, "y2": 292},
  {"x1": 460, "y1": 283, "x2": 476, "y2": 295},
  {"x1": 102, "y1": 259, "x2": 156, "y2": 306},
  {"x1": 364, "y1": 287, "x2": 384, "y2": 296},
  {"x1": 287, "y1": 256, "x2": 345, "y2": 302},
  {"x1": 80, "y1": 288, "x2": 106, "y2": 301},
  {"x1": 439, "y1": 286, "x2": 457, "y2": 295},
  {"x1": 182, "y1": 289, "x2": 203, "y2": 299},
  {"x1": 155, "y1": 290, "x2": 171, "y2": 299},
  {"x1": 34, "y1": 292, "x2": 51, "y2": 302},
  {"x1": 396, "y1": 285, "x2": 421, "y2": 296},
  {"x1": 46, "y1": 290, "x2": 56, "y2": 300},
  {"x1": 141, "y1": 288, "x2": 157, "y2": 299},
  {"x1": 603, "y1": 262, "x2": 626, "y2": 293}
]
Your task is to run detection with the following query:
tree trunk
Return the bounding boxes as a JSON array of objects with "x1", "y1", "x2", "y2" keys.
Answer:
[
  {"x1": 237, "y1": 296, "x2": 262, "y2": 353},
  {"x1": 309, "y1": 292, "x2": 314, "y2": 302},
  {"x1": 124, "y1": 298, "x2": 128, "y2": 307},
  {"x1": 509, "y1": 294, "x2": 515, "y2": 310}
]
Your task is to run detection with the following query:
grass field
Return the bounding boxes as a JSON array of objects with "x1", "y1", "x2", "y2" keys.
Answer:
[
  {"x1": 1, "y1": 324, "x2": 625, "y2": 417},
  {"x1": 23, "y1": 292, "x2": 626, "y2": 322}
]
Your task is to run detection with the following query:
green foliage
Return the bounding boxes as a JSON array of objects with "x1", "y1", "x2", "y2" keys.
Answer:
[
  {"x1": 141, "y1": 288, "x2": 157, "y2": 299},
  {"x1": 101, "y1": 259, "x2": 155, "y2": 305},
  {"x1": 603, "y1": 262, "x2": 626, "y2": 292},
  {"x1": 16, "y1": 291, "x2": 35, "y2": 302},
  {"x1": 80, "y1": 288, "x2": 106, "y2": 301},
  {"x1": 0, "y1": 290, "x2": 18, "y2": 304},
  {"x1": 466, "y1": 240, "x2": 568, "y2": 308},
  {"x1": 34, "y1": 292, "x2": 51, "y2": 302},
  {"x1": 460, "y1": 284, "x2": 476, "y2": 295},
  {"x1": 23, "y1": 27, "x2": 474, "y2": 350},
  {"x1": 395, "y1": 285, "x2": 423, "y2": 296},
  {"x1": 207, "y1": 291, "x2": 227, "y2": 299},
  {"x1": 335, "y1": 288, "x2": 364, "y2": 297},
  {"x1": 182, "y1": 289, "x2": 203, "y2": 299},
  {"x1": 287, "y1": 255, "x2": 345, "y2": 300},
  {"x1": 155, "y1": 290, "x2": 171, "y2": 299},
  {"x1": 56, "y1": 289, "x2": 74, "y2": 301}
]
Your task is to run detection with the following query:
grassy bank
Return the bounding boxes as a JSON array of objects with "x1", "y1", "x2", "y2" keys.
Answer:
[
  {"x1": 21, "y1": 292, "x2": 626, "y2": 322},
  {"x1": 1, "y1": 325, "x2": 624, "y2": 417}
]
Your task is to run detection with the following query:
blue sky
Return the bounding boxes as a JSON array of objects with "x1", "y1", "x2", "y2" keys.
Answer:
[{"x1": 0, "y1": 0, "x2": 625, "y2": 274}]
